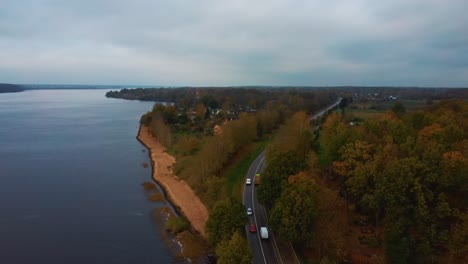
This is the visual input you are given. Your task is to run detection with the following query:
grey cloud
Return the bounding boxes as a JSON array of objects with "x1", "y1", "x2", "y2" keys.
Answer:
[{"x1": 0, "y1": 0, "x2": 467, "y2": 86}]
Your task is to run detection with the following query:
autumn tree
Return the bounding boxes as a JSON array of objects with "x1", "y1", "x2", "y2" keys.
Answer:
[
  {"x1": 270, "y1": 111, "x2": 312, "y2": 161},
  {"x1": 149, "y1": 112, "x2": 172, "y2": 147},
  {"x1": 320, "y1": 113, "x2": 352, "y2": 163},
  {"x1": 195, "y1": 103, "x2": 206, "y2": 120},
  {"x1": 323, "y1": 100, "x2": 467, "y2": 262},
  {"x1": 215, "y1": 231, "x2": 252, "y2": 264},
  {"x1": 258, "y1": 111, "x2": 313, "y2": 207},
  {"x1": 314, "y1": 186, "x2": 349, "y2": 262},
  {"x1": 448, "y1": 212, "x2": 468, "y2": 263},
  {"x1": 173, "y1": 135, "x2": 199, "y2": 156},
  {"x1": 332, "y1": 140, "x2": 378, "y2": 208}
]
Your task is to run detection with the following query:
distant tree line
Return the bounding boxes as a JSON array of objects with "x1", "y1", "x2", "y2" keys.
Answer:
[
  {"x1": 332, "y1": 86, "x2": 468, "y2": 100},
  {"x1": 0, "y1": 83, "x2": 24, "y2": 93},
  {"x1": 107, "y1": 87, "x2": 468, "y2": 109},
  {"x1": 106, "y1": 87, "x2": 338, "y2": 113}
]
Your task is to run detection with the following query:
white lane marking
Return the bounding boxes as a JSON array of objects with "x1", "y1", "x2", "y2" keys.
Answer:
[
  {"x1": 289, "y1": 241, "x2": 300, "y2": 264},
  {"x1": 252, "y1": 154, "x2": 267, "y2": 264},
  {"x1": 243, "y1": 153, "x2": 266, "y2": 263},
  {"x1": 262, "y1": 205, "x2": 284, "y2": 264},
  {"x1": 256, "y1": 157, "x2": 284, "y2": 264}
]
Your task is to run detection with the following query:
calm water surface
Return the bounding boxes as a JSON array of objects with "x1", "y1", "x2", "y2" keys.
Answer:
[{"x1": 0, "y1": 90, "x2": 175, "y2": 263}]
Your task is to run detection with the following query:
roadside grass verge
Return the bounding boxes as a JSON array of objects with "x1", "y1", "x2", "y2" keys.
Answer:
[
  {"x1": 316, "y1": 136, "x2": 330, "y2": 167},
  {"x1": 222, "y1": 137, "x2": 270, "y2": 200},
  {"x1": 347, "y1": 109, "x2": 386, "y2": 121}
]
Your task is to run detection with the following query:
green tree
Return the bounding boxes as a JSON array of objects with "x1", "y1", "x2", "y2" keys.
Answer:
[
  {"x1": 215, "y1": 231, "x2": 252, "y2": 264},
  {"x1": 270, "y1": 173, "x2": 320, "y2": 242},
  {"x1": 200, "y1": 95, "x2": 220, "y2": 109},
  {"x1": 391, "y1": 101, "x2": 406, "y2": 117},
  {"x1": 173, "y1": 135, "x2": 199, "y2": 156},
  {"x1": 257, "y1": 151, "x2": 307, "y2": 208},
  {"x1": 204, "y1": 176, "x2": 225, "y2": 209},
  {"x1": 258, "y1": 111, "x2": 312, "y2": 207},
  {"x1": 384, "y1": 223, "x2": 410, "y2": 264},
  {"x1": 165, "y1": 215, "x2": 189, "y2": 234},
  {"x1": 380, "y1": 157, "x2": 451, "y2": 263},
  {"x1": 448, "y1": 213, "x2": 468, "y2": 263},
  {"x1": 205, "y1": 197, "x2": 248, "y2": 246},
  {"x1": 140, "y1": 111, "x2": 152, "y2": 125}
]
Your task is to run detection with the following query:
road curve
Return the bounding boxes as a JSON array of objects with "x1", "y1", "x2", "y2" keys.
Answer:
[
  {"x1": 243, "y1": 97, "x2": 343, "y2": 263},
  {"x1": 243, "y1": 152, "x2": 281, "y2": 264}
]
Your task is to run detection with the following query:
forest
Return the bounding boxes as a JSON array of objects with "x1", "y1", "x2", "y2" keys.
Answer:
[
  {"x1": 106, "y1": 86, "x2": 468, "y2": 105},
  {"x1": 107, "y1": 86, "x2": 340, "y2": 114},
  {"x1": 131, "y1": 85, "x2": 467, "y2": 263},
  {"x1": 329, "y1": 100, "x2": 466, "y2": 263},
  {"x1": 257, "y1": 99, "x2": 467, "y2": 263}
]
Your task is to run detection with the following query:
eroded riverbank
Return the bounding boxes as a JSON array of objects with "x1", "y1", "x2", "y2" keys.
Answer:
[{"x1": 137, "y1": 125, "x2": 208, "y2": 237}]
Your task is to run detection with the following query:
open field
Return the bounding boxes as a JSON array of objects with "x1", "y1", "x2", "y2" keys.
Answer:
[{"x1": 347, "y1": 99, "x2": 434, "y2": 121}]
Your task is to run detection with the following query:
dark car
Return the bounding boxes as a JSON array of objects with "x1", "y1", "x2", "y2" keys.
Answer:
[{"x1": 249, "y1": 223, "x2": 257, "y2": 233}]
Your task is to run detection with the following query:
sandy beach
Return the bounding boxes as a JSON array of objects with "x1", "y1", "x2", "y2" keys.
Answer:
[{"x1": 138, "y1": 125, "x2": 208, "y2": 238}]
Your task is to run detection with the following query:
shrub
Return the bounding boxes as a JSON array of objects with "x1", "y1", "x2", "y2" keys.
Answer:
[
  {"x1": 148, "y1": 193, "x2": 164, "y2": 202},
  {"x1": 166, "y1": 216, "x2": 190, "y2": 234},
  {"x1": 142, "y1": 182, "x2": 157, "y2": 190}
]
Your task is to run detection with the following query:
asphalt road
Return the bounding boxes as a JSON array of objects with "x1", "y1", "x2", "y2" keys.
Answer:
[
  {"x1": 243, "y1": 151, "x2": 283, "y2": 264},
  {"x1": 243, "y1": 98, "x2": 342, "y2": 263},
  {"x1": 310, "y1": 97, "x2": 342, "y2": 121}
]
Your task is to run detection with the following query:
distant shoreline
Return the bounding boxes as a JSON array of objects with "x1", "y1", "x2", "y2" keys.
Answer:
[
  {"x1": 0, "y1": 83, "x2": 24, "y2": 93},
  {"x1": 137, "y1": 125, "x2": 208, "y2": 238}
]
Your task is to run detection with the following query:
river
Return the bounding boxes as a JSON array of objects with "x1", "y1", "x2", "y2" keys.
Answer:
[{"x1": 0, "y1": 89, "x2": 177, "y2": 263}]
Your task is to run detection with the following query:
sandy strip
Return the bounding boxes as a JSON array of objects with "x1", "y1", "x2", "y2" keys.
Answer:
[{"x1": 138, "y1": 125, "x2": 208, "y2": 238}]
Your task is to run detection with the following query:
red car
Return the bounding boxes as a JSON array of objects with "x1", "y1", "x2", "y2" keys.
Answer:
[{"x1": 249, "y1": 223, "x2": 257, "y2": 233}]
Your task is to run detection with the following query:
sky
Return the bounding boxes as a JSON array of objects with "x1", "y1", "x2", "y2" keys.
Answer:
[{"x1": 1, "y1": 0, "x2": 467, "y2": 87}]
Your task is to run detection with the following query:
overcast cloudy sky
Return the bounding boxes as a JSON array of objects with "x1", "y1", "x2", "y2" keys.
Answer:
[{"x1": 1, "y1": 0, "x2": 467, "y2": 86}]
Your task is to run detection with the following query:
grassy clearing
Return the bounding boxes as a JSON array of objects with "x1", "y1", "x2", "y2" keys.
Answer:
[
  {"x1": 347, "y1": 99, "x2": 431, "y2": 122},
  {"x1": 351, "y1": 99, "x2": 430, "y2": 111},
  {"x1": 316, "y1": 136, "x2": 330, "y2": 167},
  {"x1": 223, "y1": 137, "x2": 270, "y2": 200},
  {"x1": 380, "y1": 99, "x2": 431, "y2": 111},
  {"x1": 347, "y1": 109, "x2": 386, "y2": 121}
]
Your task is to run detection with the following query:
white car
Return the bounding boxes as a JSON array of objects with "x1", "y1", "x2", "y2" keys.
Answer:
[
  {"x1": 246, "y1": 178, "x2": 251, "y2": 185},
  {"x1": 247, "y1": 208, "x2": 253, "y2": 216}
]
